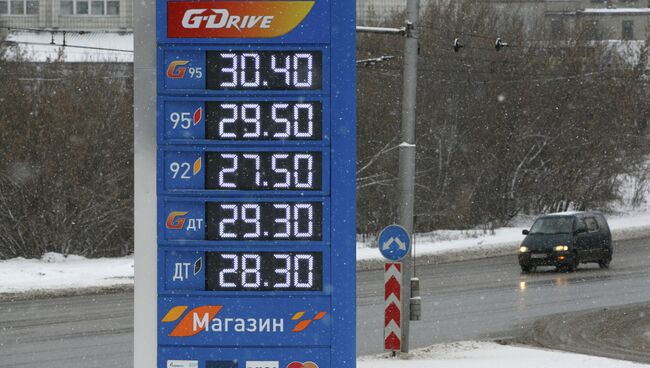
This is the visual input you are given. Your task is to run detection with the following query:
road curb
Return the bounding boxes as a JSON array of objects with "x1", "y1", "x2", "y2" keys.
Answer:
[
  {"x1": 0, "y1": 284, "x2": 134, "y2": 302},
  {"x1": 513, "y1": 301, "x2": 650, "y2": 363}
]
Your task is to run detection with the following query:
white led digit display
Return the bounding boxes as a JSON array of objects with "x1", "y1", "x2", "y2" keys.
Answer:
[
  {"x1": 205, "y1": 152, "x2": 322, "y2": 191},
  {"x1": 206, "y1": 51, "x2": 322, "y2": 90},
  {"x1": 203, "y1": 101, "x2": 322, "y2": 141},
  {"x1": 206, "y1": 202, "x2": 323, "y2": 241},
  {"x1": 205, "y1": 252, "x2": 323, "y2": 291}
]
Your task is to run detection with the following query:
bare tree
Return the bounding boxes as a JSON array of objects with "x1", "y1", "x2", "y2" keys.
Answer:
[
  {"x1": 0, "y1": 58, "x2": 134, "y2": 259},
  {"x1": 356, "y1": 0, "x2": 650, "y2": 235}
]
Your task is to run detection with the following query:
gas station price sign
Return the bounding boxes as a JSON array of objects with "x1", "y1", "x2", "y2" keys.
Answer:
[{"x1": 156, "y1": 1, "x2": 355, "y2": 368}]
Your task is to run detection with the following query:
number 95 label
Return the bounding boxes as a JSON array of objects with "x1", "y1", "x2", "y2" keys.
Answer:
[{"x1": 163, "y1": 50, "x2": 206, "y2": 90}]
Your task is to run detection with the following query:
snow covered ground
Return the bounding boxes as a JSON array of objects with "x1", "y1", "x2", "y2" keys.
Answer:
[
  {"x1": 0, "y1": 252, "x2": 133, "y2": 293},
  {"x1": 359, "y1": 341, "x2": 649, "y2": 367},
  {"x1": 357, "y1": 211, "x2": 650, "y2": 262}
]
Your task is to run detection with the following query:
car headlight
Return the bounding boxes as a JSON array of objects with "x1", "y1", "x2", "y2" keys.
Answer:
[
  {"x1": 554, "y1": 245, "x2": 569, "y2": 252},
  {"x1": 519, "y1": 246, "x2": 529, "y2": 253}
]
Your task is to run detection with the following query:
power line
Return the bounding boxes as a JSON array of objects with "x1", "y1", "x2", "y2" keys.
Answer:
[
  {"x1": 2, "y1": 26, "x2": 133, "y2": 54},
  {"x1": 357, "y1": 55, "x2": 396, "y2": 65},
  {"x1": 360, "y1": 46, "x2": 517, "y2": 64},
  {"x1": 423, "y1": 48, "x2": 517, "y2": 64},
  {"x1": 3, "y1": 26, "x2": 130, "y2": 35},
  {"x1": 362, "y1": 70, "x2": 649, "y2": 85},
  {"x1": 362, "y1": 64, "x2": 646, "y2": 83},
  {"x1": 419, "y1": 23, "x2": 573, "y2": 52},
  {"x1": 359, "y1": 54, "x2": 642, "y2": 74},
  {"x1": 419, "y1": 23, "x2": 496, "y2": 41},
  {"x1": 1, "y1": 40, "x2": 133, "y2": 53}
]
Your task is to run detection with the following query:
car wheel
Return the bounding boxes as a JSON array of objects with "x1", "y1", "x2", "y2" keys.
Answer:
[
  {"x1": 521, "y1": 265, "x2": 533, "y2": 273},
  {"x1": 568, "y1": 254, "x2": 579, "y2": 272},
  {"x1": 598, "y1": 259, "x2": 610, "y2": 269}
]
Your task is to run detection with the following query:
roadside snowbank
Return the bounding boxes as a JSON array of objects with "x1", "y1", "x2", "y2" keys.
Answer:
[
  {"x1": 358, "y1": 341, "x2": 648, "y2": 368},
  {"x1": 0, "y1": 252, "x2": 133, "y2": 293},
  {"x1": 357, "y1": 212, "x2": 650, "y2": 269}
]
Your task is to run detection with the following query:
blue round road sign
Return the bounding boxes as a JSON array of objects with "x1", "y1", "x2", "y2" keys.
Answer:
[{"x1": 378, "y1": 225, "x2": 411, "y2": 261}]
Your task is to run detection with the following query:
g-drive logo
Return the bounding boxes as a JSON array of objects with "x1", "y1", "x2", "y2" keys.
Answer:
[
  {"x1": 181, "y1": 9, "x2": 274, "y2": 31},
  {"x1": 168, "y1": 2, "x2": 315, "y2": 38}
]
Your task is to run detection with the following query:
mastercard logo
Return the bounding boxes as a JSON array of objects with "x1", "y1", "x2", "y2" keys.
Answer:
[{"x1": 287, "y1": 363, "x2": 319, "y2": 368}]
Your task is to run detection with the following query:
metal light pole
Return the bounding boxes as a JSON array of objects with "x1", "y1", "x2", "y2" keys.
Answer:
[
  {"x1": 398, "y1": 0, "x2": 420, "y2": 353},
  {"x1": 133, "y1": 2, "x2": 157, "y2": 367}
]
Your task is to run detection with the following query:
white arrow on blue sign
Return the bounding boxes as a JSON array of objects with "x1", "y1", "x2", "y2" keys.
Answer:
[{"x1": 378, "y1": 225, "x2": 411, "y2": 261}]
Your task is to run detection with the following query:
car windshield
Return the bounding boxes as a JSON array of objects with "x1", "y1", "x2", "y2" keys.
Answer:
[{"x1": 529, "y1": 217, "x2": 574, "y2": 235}]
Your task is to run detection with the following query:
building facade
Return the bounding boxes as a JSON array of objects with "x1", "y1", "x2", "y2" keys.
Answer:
[
  {"x1": 548, "y1": 6, "x2": 650, "y2": 41},
  {"x1": 0, "y1": 0, "x2": 647, "y2": 39},
  {"x1": 357, "y1": 0, "x2": 650, "y2": 40},
  {"x1": 0, "y1": 0, "x2": 132, "y2": 30}
]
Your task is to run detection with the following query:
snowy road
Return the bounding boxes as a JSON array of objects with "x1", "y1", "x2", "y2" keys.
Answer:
[
  {"x1": 1, "y1": 236, "x2": 649, "y2": 367},
  {"x1": 358, "y1": 235, "x2": 650, "y2": 355}
]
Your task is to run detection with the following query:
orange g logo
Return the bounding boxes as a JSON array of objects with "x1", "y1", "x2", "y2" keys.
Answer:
[
  {"x1": 166, "y1": 211, "x2": 189, "y2": 230},
  {"x1": 167, "y1": 60, "x2": 190, "y2": 79}
]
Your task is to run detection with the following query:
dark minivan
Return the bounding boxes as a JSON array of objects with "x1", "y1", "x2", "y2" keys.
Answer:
[{"x1": 519, "y1": 212, "x2": 613, "y2": 273}]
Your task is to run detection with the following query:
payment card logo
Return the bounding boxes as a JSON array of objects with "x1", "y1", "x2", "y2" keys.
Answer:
[
  {"x1": 168, "y1": 1, "x2": 315, "y2": 38},
  {"x1": 287, "y1": 363, "x2": 319, "y2": 368}
]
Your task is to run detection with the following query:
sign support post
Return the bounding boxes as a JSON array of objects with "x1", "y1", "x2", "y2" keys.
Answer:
[
  {"x1": 397, "y1": 0, "x2": 421, "y2": 354},
  {"x1": 384, "y1": 262, "x2": 402, "y2": 351},
  {"x1": 379, "y1": 225, "x2": 411, "y2": 353},
  {"x1": 134, "y1": 2, "x2": 157, "y2": 367}
]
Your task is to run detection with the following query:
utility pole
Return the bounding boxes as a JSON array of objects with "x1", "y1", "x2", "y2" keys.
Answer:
[
  {"x1": 398, "y1": 0, "x2": 420, "y2": 354},
  {"x1": 356, "y1": 0, "x2": 420, "y2": 352}
]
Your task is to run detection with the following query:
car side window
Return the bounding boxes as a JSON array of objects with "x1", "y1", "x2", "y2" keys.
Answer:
[
  {"x1": 575, "y1": 219, "x2": 587, "y2": 233},
  {"x1": 595, "y1": 215, "x2": 610, "y2": 232},
  {"x1": 585, "y1": 218, "x2": 599, "y2": 232}
]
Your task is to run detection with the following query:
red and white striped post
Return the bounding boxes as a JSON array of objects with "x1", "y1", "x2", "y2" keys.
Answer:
[{"x1": 384, "y1": 262, "x2": 402, "y2": 351}]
